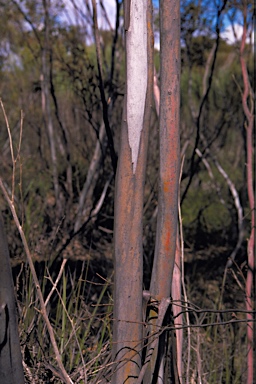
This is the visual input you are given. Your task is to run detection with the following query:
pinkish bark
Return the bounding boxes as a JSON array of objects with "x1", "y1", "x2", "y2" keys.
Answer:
[{"x1": 239, "y1": 6, "x2": 254, "y2": 384}]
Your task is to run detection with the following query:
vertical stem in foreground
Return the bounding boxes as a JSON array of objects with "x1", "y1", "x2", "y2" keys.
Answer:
[
  {"x1": 240, "y1": 5, "x2": 254, "y2": 384},
  {"x1": 151, "y1": 0, "x2": 180, "y2": 302},
  {"x1": 0, "y1": 214, "x2": 25, "y2": 384},
  {"x1": 153, "y1": 69, "x2": 183, "y2": 382},
  {"x1": 147, "y1": 0, "x2": 180, "y2": 381},
  {"x1": 112, "y1": 0, "x2": 153, "y2": 382}
]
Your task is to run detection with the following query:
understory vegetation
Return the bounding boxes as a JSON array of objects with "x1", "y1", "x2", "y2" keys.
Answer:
[{"x1": 0, "y1": 0, "x2": 254, "y2": 382}]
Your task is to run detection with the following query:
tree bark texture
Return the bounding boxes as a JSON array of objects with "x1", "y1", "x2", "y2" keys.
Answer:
[
  {"x1": 239, "y1": 6, "x2": 254, "y2": 384},
  {"x1": 146, "y1": 0, "x2": 180, "y2": 381},
  {"x1": 153, "y1": 68, "x2": 183, "y2": 383},
  {"x1": 150, "y1": 0, "x2": 180, "y2": 303},
  {"x1": 0, "y1": 213, "x2": 24, "y2": 384},
  {"x1": 112, "y1": 0, "x2": 153, "y2": 382}
]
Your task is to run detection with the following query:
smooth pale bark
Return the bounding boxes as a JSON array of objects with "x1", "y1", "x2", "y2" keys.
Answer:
[
  {"x1": 145, "y1": 0, "x2": 180, "y2": 381},
  {"x1": 126, "y1": 0, "x2": 148, "y2": 172},
  {"x1": 0, "y1": 213, "x2": 24, "y2": 384},
  {"x1": 112, "y1": 0, "x2": 153, "y2": 382}
]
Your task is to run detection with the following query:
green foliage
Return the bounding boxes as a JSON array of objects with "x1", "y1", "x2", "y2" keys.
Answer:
[{"x1": 182, "y1": 178, "x2": 231, "y2": 232}]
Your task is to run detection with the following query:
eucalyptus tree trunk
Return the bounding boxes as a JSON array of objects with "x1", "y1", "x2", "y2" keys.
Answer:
[
  {"x1": 0, "y1": 213, "x2": 24, "y2": 384},
  {"x1": 239, "y1": 5, "x2": 254, "y2": 384},
  {"x1": 154, "y1": 68, "x2": 183, "y2": 383},
  {"x1": 112, "y1": 0, "x2": 153, "y2": 382},
  {"x1": 145, "y1": 0, "x2": 180, "y2": 381}
]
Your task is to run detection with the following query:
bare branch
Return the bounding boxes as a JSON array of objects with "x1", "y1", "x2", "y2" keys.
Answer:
[{"x1": 91, "y1": 0, "x2": 117, "y2": 174}]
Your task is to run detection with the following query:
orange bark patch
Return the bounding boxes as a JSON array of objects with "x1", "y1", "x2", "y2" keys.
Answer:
[
  {"x1": 163, "y1": 179, "x2": 170, "y2": 194},
  {"x1": 163, "y1": 227, "x2": 171, "y2": 254}
]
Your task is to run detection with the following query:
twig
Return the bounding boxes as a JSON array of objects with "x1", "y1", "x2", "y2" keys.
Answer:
[
  {"x1": 0, "y1": 178, "x2": 73, "y2": 384},
  {"x1": 91, "y1": 0, "x2": 117, "y2": 174},
  {"x1": 164, "y1": 318, "x2": 254, "y2": 331},
  {"x1": 135, "y1": 298, "x2": 171, "y2": 384},
  {"x1": 0, "y1": 99, "x2": 15, "y2": 201},
  {"x1": 0, "y1": 106, "x2": 73, "y2": 383},
  {"x1": 181, "y1": 0, "x2": 228, "y2": 204},
  {"x1": 44, "y1": 258, "x2": 67, "y2": 307},
  {"x1": 23, "y1": 361, "x2": 36, "y2": 384}
]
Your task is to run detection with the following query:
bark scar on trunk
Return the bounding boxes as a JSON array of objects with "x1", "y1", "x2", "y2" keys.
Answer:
[{"x1": 126, "y1": 0, "x2": 148, "y2": 173}]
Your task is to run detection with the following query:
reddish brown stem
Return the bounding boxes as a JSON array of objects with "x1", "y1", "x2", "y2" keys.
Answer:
[{"x1": 240, "y1": 6, "x2": 255, "y2": 384}]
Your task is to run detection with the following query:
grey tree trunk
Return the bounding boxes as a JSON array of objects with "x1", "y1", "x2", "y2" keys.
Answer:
[{"x1": 0, "y1": 213, "x2": 24, "y2": 384}]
